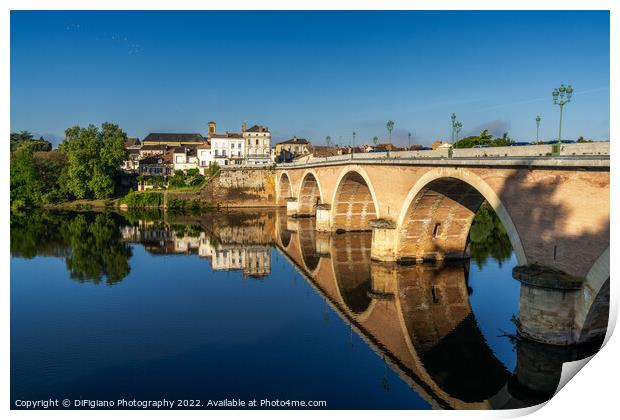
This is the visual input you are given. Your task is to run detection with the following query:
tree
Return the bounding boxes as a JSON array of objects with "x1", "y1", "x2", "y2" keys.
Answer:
[
  {"x1": 452, "y1": 129, "x2": 516, "y2": 148},
  {"x1": 10, "y1": 131, "x2": 52, "y2": 152},
  {"x1": 33, "y1": 149, "x2": 69, "y2": 203},
  {"x1": 61, "y1": 122, "x2": 128, "y2": 199},
  {"x1": 491, "y1": 132, "x2": 515, "y2": 147},
  {"x1": 453, "y1": 130, "x2": 493, "y2": 148},
  {"x1": 10, "y1": 146, "x2": 42, "y2": 211}
]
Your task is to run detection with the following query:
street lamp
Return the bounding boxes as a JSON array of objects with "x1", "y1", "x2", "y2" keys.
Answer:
[
  {"x1": 351, "y1": 131, "x2": 356, "y2": 159},
  {"x1": 325, "y1": 136, "x2": 332, "y2": 161},
  {"x1": 407, "y1": 132, "x2": 411, "y2": 150},
  {"x1": 454, "y1": 121, "x2": 462, "y2": 142},
  {"x1": 373, "y1": 136, "x2": 379, "y2": 147},
  {"x1": 535, "y1": 115, "x2": 541, "y2": 143},
  {"x1": 552, "y1": 84, "x2": 573, "y2": 156},
  {"x1": 386, "y1": 120, "x2": 394, "y2": 158},
  {"x1": 450, "y1": 113, "x2": 456, "y2": 143}
]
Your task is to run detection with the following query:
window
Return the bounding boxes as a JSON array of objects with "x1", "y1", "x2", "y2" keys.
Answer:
[{"x1": 175, "y1": 156, "x2": 184, "y2": 163}]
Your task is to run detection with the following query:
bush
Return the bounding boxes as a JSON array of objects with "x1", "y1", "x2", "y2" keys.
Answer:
[
  {"x1": 190, "y1": 175, "x2": 205, "y2": 186},
  {"x1": 122, "y1": 191, "x2": 163, "y2": 207},
  {"x1": 166, "y1": 197, "x2": 212, "y2": 213},
  {"x1": 206, "y1": 162, "x2": 220, "y2": 177}
]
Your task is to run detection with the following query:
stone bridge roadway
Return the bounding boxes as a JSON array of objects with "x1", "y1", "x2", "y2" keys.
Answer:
[
  {"x1": 275, "y1": 156, "x2": 610, "y2": 347},
  {"x1": 274, "y1": 213, "x2": 601, "y2": 409}
]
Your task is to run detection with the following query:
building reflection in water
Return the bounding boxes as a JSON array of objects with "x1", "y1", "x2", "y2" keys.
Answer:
[{"x1": 120, "y1": 212, "x2": 273, "y2": 279}]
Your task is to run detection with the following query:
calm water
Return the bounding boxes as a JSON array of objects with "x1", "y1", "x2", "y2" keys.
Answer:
[{"x1": 10, "y1": 208, "x2": 576, "y2": 409}]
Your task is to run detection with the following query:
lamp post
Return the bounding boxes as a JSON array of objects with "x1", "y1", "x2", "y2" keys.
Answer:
[
  {"x1": 351, "y1": 131, "x2": 356, "y2": 159},
  {"x1": 325, "y1": 136, "x2": 332, "y2": 161},
  {"x1": 407, "y1": 132, "x2": 411, "y2": 150},
  {"x1": 535, "y1": 115, "x2": 541, "y2": 143},
  {"x1": 552, "y1": 84, "x2": 573, "y2": 156},
  {"x1": 386, "y1": 120, "x2": 394, "y2": 158},
  {"x1": 373, "y1": 136, "x2": 378, "y2": 147},
  {"x1": 450, "y1": 113, "x2": 456, "y2": 143},
  {"x1": 454, "y1": 121, "x2": 462, "y2": 142}
]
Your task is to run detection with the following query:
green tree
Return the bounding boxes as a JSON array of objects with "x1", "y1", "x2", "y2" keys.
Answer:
[
  {"x1": 10, "y1": 131, "x2": 52, "y2": 152},
  {"x1": 61, "y1": 123, "x2": 128, "y2": 199},
  {"x1": 469, "y1": 203, "x2": 513, "y2": 268},
  {"x1": 10, "y1": 146, "x2": 42, "y2": 211},
  {"x1": 33, "y1": 150, "x2": 69, "y2": 203},
  {"x1": 453, "y1": 129, "x2": 493, "y2": 148}
]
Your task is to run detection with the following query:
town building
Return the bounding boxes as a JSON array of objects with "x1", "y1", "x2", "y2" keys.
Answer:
[
  {"x1": 138, "y1": 154, "x2": 173, "y2": 176},
  {"x1": 121, "y1": 137, "x2": 142, "y2": 173},
  {"x1": 142, "y1": 133, "x2": 208, "y2": 147},
  {"x1": 138, "y1": 144, "x2": 169, "y2": 158},
  {"x1": 243, "y1": 124, "x2": 271, "y2": 165},
  {"x1": 172, "y1": 146, "x2": 199, "y2": 172},
  {"x1": 196, "y1": 143, "x2": 214, "y2": 175},
  {"x1": 275, "y1": 137, "x2": 311, "y2": 162},
  {"x1": 210, "y1": 132, "x2": 245, "y2": 166}
]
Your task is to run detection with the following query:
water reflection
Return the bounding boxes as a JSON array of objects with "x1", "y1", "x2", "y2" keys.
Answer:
[
  {"x1": 273, "y1": 208, "x2": 600, "y2": 409},
  {"x1": 11, "y1": 211, "x2": 132, "y2": 285},
  {"x1": 10, "y1": 208, "x2": 600, "y2": 409}
]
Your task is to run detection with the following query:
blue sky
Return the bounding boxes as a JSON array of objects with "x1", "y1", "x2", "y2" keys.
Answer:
[{"x1": 10, "y1": 10, "x2": 610, "y2": 146}]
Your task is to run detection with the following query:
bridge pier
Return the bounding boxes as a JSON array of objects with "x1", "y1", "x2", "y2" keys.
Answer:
[
  {"x1": 315, "y1": 204, "x2": 331, "y2": 232},
  {"x1": 512, "y1": 265, "x2": 586, "y2": 346},
  {"x1": 505, "y1": 338, "x2": 600, "y2": 406},
  {"x1": 369, "y1": 263, "x2": 398, "y2": 299},
  {"x1": 315, "y1": 232, "x2": 331, "y2": 257},
  {"x1": 286, "y1": 217, "x2": 299, "y2": 232},
  {"x1": 286, "y1": 197, "x2": 298, "y2": 217},
  {"x1": 369, "y1": 219, "x2": 398, "y2": 262}
]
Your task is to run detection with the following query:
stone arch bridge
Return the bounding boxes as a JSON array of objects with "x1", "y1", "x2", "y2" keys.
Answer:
[{"x1": 275, "y1": 156, "x2": 610, "y2": 347}]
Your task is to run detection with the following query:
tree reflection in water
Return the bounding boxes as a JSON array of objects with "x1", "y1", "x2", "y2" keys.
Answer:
[
  {"x1": 11, "y1": 211, "x2": 132, "y2": 285},
  {"x1": 468, "y1": 203, "x2": 513, "y2": 268}
]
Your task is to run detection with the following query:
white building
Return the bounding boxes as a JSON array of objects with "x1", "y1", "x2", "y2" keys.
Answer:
[
  {"x1": 243, "y1": 124, "x2": 272, "y2": 165},
  {"x1": 210, "y1": 132, "x2": 245, "y2": 166},
  {"x1": 196, "y1": 143, "x2": 214, "y2": 175},
  {"x1": 172, "y1": 146, "x2": 199, "y2": 172}
]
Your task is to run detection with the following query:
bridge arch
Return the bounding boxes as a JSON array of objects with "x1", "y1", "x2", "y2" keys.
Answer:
[
  {"x1": 277, "y1": 172, "x2": 293, "y2": 206},
  {"x1": 329, "y1": 232, "x2": 377, "y2": 322},
  {"x1": 576, "y1": 247, "x2": 611, "y2": 344},
  {"x1": 330, "y1": 166, "x2": 380, "y2": 231},
  {"x1": 395, "y1": 167, "x2": 526, "y2": 265},
  {"x1": 393, "y1": 263, "x2": 511, "y2": 406},
  {"x1": 297, "y1": 170, "x2": 324, "y2": 216},
  {"x1": 277, "y1": 209, "x2": 292, "y2": 248},
  {"x1": 296, "y1": 217, "x2": 321, "y2": 272}
]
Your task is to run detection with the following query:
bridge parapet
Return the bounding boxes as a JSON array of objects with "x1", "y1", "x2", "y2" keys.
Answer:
[
  {"x1": 277, "y1": 155, "x2": 609, "y2": 170},
  {"x1": 279, "y1": 142, "x2": 609, "y2": 168}
]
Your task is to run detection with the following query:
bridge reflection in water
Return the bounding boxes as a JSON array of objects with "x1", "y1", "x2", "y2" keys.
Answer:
[{"x1": 274, "y1": 209, "x2": 600, "y2": 409}]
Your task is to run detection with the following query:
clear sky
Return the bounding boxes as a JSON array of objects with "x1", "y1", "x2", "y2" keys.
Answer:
[{"x1": 10, "y1": 10, "x2": 610, "y2": 147}]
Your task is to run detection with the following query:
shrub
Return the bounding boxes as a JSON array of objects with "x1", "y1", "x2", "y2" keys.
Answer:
[{"x1": 122, "y1": 191, "x2": 163, "y2": 207}]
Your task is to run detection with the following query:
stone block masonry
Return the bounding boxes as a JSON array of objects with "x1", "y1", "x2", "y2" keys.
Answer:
[{"x1": 200, "y1": 167, "x2": 277, "y2": 207}]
